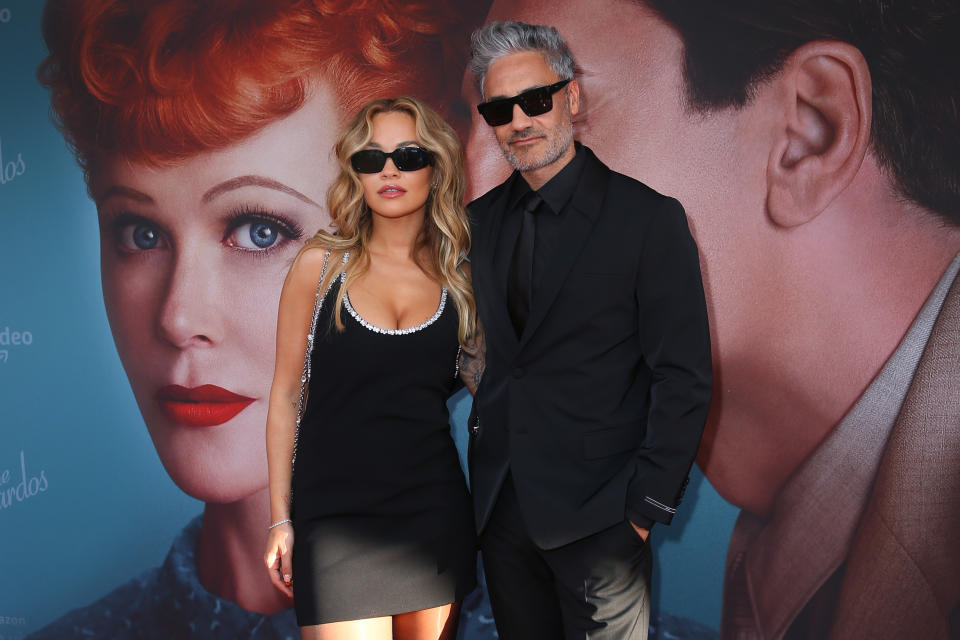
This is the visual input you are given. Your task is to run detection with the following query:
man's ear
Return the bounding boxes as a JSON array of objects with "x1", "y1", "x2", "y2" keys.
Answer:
[
  {"x1": 566, "y1": 78, "x2": 581, "y2": 117},
  {"x1": 766, "y1": 41, "x2": 872, "y2": 227}
]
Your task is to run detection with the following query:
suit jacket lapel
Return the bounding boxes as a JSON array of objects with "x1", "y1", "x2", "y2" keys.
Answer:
[
  {"x1": 827, "y1": 262, "x2": 960, "y2": 639},
  {"x1": 518, "y1": 149, "x2": 609, "y2": 349},
  {"x1": 475, "y1": 173, "x2": 522, "y2": 350},
  {"x1": 494, "y1": 189, "x2": 522, "y2": 301}
]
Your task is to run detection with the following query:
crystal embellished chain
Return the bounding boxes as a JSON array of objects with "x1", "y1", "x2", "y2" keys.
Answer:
[{"x1": 291, "y1": 251, "x2": 344, "y2": 475}]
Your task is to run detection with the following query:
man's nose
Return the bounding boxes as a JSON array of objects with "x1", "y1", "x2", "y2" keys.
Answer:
[{"x1": 509, "y1": 103, "x2": 533, "y2": 130}]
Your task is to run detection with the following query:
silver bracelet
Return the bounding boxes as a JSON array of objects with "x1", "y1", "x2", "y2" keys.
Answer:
[{"x1": 268, "y1": 518, "x2": 292, "y2": 530}]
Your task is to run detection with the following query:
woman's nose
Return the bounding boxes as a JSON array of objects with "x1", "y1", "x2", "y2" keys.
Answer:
[
  {"x1": 381, "y1": 157, "x2": 400, "y2": 177},
  {"x1": 157, "y1": 248, "x2": 224, "y2": 349}
]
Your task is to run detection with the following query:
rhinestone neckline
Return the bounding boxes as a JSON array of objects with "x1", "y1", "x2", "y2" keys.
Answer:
[{"x1": 341, "y1": 271, "x2": 447, "y2": 335}]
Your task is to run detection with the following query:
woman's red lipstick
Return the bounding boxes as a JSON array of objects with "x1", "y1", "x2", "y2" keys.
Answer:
[{"x1": 157, "y1": 384, "x2": 255, "y2": 427}]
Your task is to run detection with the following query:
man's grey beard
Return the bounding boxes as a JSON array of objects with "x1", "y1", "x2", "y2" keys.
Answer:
[{"x1": 500, "y1": 122, "x2": 574, "y2": 172}]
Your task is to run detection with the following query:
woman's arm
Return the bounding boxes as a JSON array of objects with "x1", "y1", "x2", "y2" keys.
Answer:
[{"x1": 263, "y1": 248, "x2": 328, "y2": 597}]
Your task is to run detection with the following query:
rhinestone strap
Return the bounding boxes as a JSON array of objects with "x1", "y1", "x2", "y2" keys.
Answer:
[{"x1": 291, "y1": 251, "x2": 343, "y2": 473}]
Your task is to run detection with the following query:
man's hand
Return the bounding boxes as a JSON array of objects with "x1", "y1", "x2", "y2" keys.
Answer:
[{"x1": 629, "y1": 521, "x2": 649, "y2": 542}]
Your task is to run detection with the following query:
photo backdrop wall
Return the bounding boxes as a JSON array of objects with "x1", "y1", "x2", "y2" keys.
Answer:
[{"x1": 2, "y1": 1, "x2": 957, "y2": 639}]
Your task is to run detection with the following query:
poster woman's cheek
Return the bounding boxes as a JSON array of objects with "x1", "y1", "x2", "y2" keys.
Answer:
[{"x1": 93, "y1": 89, "x2": 339, "y2": 503}]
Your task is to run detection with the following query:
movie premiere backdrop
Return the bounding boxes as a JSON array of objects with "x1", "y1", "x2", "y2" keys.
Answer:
[{"x1": 2, "y1": 1, "x2": 957, "y2": 639}]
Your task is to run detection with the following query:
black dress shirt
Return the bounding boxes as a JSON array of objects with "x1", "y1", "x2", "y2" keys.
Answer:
[{"x1": 505, "y1": 143, "x2": 588, "y2": 293}]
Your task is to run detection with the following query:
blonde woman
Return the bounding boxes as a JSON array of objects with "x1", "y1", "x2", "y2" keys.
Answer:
[{"x1": 264, "y1": 97, "x2": 477, "y2": 640}]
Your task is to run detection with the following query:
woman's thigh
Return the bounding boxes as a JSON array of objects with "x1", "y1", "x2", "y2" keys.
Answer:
[
  {"x1": 393, "y1": 603, "x2": 460, "y2": 640},
  {"x1": 301, "y1": 616, "x2": 393, "y2": 640}
]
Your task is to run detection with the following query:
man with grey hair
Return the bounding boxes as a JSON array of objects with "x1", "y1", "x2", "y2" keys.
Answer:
[{"x1": 460, "y1": 20, "x2": 713, "y2": 639}]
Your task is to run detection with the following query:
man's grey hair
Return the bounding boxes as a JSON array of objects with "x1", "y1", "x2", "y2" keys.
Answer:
[{"x1": 469, "y1": 21, "x2": 576, "y2": 95}]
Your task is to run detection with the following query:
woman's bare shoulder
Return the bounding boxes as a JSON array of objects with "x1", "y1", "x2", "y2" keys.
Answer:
[{"x1": 287, "y1": 247, "x2": 329, "y2": 288}]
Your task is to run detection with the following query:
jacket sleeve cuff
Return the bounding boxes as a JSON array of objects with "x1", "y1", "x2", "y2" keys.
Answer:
[{"x1": 627, "y1": 489, "x2": 679, "y2": 525}]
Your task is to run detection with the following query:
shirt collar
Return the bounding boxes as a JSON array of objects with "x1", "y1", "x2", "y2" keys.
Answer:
[
  {"x1": 726, "y1": 251, "x2": 960, "y2": 639},
  {"x1": 537, "y1": 141, "x2": 586, "y2": 214},
  {"x1": 506, "y1": 141, "x2": 586, "y2": 215}
]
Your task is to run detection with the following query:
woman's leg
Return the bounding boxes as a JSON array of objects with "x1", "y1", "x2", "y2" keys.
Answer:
[
  {"x1": 301, "y1": 616, "x2": 393, "y2": 640},
  {"x1": 392, "y1": 603, "x2": 460, "y2": 640}
]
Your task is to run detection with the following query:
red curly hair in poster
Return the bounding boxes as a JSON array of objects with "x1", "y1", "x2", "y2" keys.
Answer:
[{"x1": 38, "y1": 0, "x2": 468, "y2": 180}]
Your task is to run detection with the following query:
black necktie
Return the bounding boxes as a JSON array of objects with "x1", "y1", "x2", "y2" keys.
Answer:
[{"x1": 507, "y1": 191, "x2": 541, "y2": 337}]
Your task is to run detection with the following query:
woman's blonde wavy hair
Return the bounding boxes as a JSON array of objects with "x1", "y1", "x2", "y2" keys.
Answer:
[{"x1": 304, "y1": 96, "x2": 476, "y2": 344}]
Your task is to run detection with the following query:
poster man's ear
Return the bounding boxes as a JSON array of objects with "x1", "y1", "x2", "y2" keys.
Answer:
[{"x1": 766, "y1": 41, "x2": 872, "y2": 227}]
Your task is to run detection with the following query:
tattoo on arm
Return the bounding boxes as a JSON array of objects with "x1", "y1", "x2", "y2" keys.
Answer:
[{"x1": 459, "y1": 323, "x2": 486, "y2": 396}]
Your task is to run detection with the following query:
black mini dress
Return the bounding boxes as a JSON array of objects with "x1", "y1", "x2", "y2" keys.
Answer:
[{"x1": 291, "y1": 259, "x2": 476, "y2": 626}]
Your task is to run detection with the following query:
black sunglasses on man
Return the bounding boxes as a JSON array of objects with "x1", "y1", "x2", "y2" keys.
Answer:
[{"x1": 476, "y1": 78, "x2": 572, "y2": 127}]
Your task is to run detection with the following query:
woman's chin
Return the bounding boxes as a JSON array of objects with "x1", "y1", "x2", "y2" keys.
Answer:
[
  {"x1": 138, "y1": 401, "x2": 270, "y2": 504},
  {"x1": 172, "y1": 471, "x2": 267, "y2": 505},
  {"x1": 155, "y1": 447, "x2": 269, "y2": 505}
]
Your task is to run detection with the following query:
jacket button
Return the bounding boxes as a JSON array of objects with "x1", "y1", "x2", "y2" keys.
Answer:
[{"x1": 512, "y1": 367, "x2": 525, "y2": 379}]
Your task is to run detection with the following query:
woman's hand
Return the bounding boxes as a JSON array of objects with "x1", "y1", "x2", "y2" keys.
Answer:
[{"x1": 264, "y1": 522, "x2": 294, "y2": 598}]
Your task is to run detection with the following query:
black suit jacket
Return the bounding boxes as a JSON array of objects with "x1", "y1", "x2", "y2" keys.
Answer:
[{"x1": 467, "y1": 146, "x2": 712, "y2": 549}]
